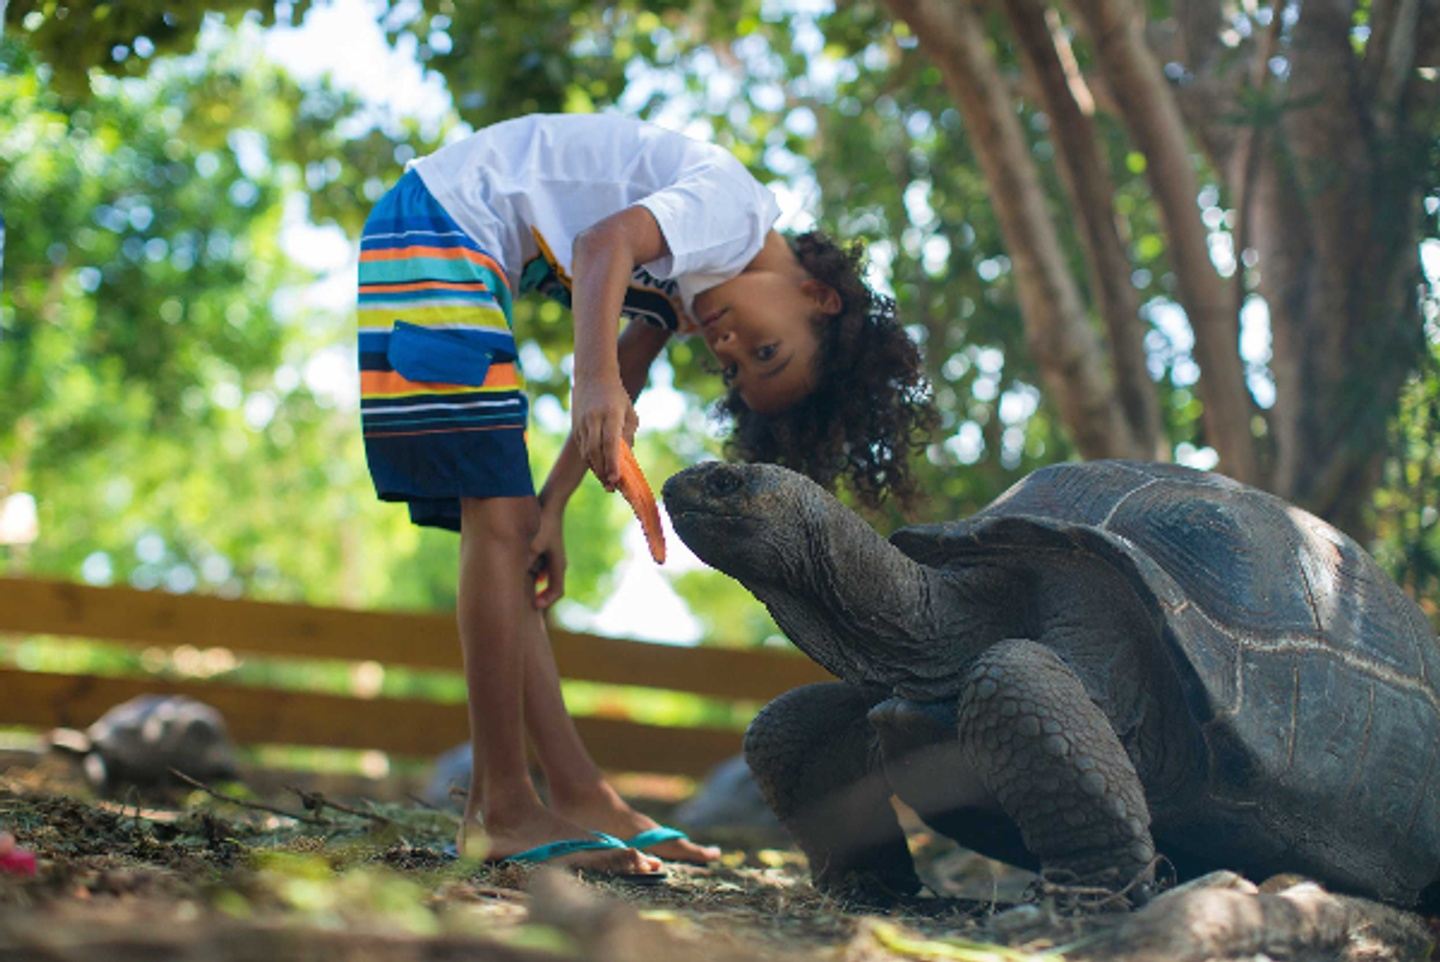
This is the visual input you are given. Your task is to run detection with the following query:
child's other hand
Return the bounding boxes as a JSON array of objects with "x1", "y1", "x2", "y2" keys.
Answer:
[
  {"x1": 572, "y1": 377, "x2": 637, "y2": 488},
  {"x1": 528, "y1": 503, "x2": 567, "y2": 608}
]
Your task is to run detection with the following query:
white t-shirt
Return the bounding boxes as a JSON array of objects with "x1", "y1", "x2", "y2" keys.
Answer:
[{"x1": 411, "y1": 113, "x2": 782, "y2": 335}]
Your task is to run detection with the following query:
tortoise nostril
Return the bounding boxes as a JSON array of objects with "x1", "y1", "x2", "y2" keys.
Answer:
[{"x1": 706, "y1": 467, "x2": 744, "y2": 498}]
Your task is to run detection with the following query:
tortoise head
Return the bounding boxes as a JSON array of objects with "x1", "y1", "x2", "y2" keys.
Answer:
[
  {"x1": 662, "y1": 461, "x2": 827, "y2": 588},
  {"x1": 663, "y1": 462, "x2": 935, "y2": 686}
]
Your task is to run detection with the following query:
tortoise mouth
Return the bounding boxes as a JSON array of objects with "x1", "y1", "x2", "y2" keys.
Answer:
[
  {"x1": 667, "y1": 508, "x2": 762, "y2": 534},
  {"x1": 667, "y1": 508, "x2": 764, "y2": 569}
]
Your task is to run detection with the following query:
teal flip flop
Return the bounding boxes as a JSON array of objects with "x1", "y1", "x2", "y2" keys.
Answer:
[
  {"x1": 493, "y1": 832, "x2": 628, "y2": 865},
  {"x1": 624, "y1": 826, "x2": 692, "y2": 851},
  {"x1": 446, "y1": 832, "x2": 667, "y2": 885}
]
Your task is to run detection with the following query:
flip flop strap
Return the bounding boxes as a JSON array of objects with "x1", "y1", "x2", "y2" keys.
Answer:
[
  {"x1": 503, "y1": 832, "x2": 624, "y2": 864},
  {"x1": 626, "y1": 826, "x2": 689, "y2": 850}
]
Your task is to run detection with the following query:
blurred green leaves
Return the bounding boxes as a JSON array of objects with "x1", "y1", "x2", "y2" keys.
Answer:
[{"x1": 5, "y1": 0, "x2": 1439, "y2": 640}]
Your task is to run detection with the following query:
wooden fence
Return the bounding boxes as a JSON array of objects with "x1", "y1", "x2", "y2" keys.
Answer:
[{"x1": 0, "y1": 576, "x2": 830, "y2": 777}]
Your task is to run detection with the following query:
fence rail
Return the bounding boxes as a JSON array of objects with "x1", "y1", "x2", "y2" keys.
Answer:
[{"x1": 0, "y1": 577, "x2": 830, "y2": 777}]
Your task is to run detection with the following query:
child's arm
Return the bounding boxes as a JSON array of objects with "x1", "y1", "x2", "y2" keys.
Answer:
[
  {"x1": 539, "y1": 319, "x2": 672, "y2": 507},
  {"x1": 569, "y1": 206, "x2": 670, "y2": 487},
  {"x1": 532, "y1": 318, "x2": 672, "y2": 606}
]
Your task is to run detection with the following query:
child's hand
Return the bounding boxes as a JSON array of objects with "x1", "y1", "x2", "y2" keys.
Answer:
[
  {"x1": 528, "y1": 501, "x2": 567, "y2": 608},
  {"x1": 572, "y1": 376, "x2": 638, "y2": 488}
]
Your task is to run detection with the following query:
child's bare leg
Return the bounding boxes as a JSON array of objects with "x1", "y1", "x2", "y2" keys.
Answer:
[
  {"x1": 517, "y1": 609, "x2": 720, "y2": 865},
  {"x1": 456, "y1": 495, "x2": 659, "y2": 874}
]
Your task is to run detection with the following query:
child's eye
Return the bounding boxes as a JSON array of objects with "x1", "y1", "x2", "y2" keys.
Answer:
[
  {"x1": 721, "y1": 363, "x2": 738, "y2": 383},
  {"x1": 755, "y1": 344, "x2": 778, "y2": 363}
]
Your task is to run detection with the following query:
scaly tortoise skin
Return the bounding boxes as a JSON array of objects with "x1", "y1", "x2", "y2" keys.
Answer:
[{"x1": 662, "y1": 459, "x2": 1440, "y2": 909}]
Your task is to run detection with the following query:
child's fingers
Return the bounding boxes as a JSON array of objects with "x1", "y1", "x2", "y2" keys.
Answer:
[
  {"x1": 598, "y1": 421, "x2": 623, "y2": 487},
  {"x1": 534, "y1": 566, "x2": 565, "y2": 607},
  {"x1": 527, "y1": 550, "x2": 566, "y2": 609},
  {"x1": 580, "y1": 426, "x2": 611, "y2": 488},
  {"x1": 623, "y1": 406, "x2": 639, "y2": 445}
]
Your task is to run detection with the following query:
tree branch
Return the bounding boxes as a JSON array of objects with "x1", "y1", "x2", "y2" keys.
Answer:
[
  {"x1": 1284, "y1": 2, "x2": 1369, "y2": 175},
  {"x1": 1229, "y1": 8, "x2": 1285, "y2": 339},
  {"x1": 1364, "y1": 0, "x2": 1421, "y2": 134},
  {"x1": 883, "y1": 0, "x2": 1142, "y2": 460},
  {"x1": 1167, "y1": 6, "x2": 1263, "y2": 178},
  {"x1": 287, "y1": 786, "x2": 393, "y2": 826},
  {"x1": 1004, "y1": 0, "x2": 1166, "y2": 457},
  {"x1": 1230, "y1": 6, "x2": 1287, "y2": 233},
  {"x1": 170, "y1": 769, "x2": 329, "y2": 826},
  {"x1": 1420, "y1": 0, "x2": 1440, "y2": 67},
  {"x1": 1263, "y1": 3, "x2": 1377, "y2": 495},
  {"x1": 1172, "y1": 0, "x2": 1225, "y2": 73},
  {"x1": 1067, "y1": 0, "x2": 1261, "y2": 483}
]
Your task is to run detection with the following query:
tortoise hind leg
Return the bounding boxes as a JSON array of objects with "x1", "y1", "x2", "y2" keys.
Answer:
[
  {"x1": 745, "y1": 681, "x2": 920, "y2": 905},
  {"x1": 957, "y1": 640, "x2": 1156, "y2": 896}
]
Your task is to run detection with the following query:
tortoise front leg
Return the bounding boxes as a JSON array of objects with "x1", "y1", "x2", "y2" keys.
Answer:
[
  {"x1": 867, "y1": 696, "x2": 1038, "y2": 871},
  {"x1": 956, "y1": 640, "x2": 1156, "y2": 895},
  {"x1": 744, "y1": 681, "x2": 921, "y2": 904}
]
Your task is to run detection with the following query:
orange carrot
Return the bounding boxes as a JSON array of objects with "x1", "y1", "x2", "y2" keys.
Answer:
[{"x1": 615, "y1": 439, "x2": 666, "y2": 564}]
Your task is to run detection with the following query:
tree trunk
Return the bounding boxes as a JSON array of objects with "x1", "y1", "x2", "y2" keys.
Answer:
[
  {"x1": 1003, "y1": 0, "x2": 1167, "y2": 458},
  {"x1": 882, "y1": 0, "x2": 1438, "y2": 536},
  {"x1": 1256, "y1": 3, "x2": 1432, "y2": 535},
  {"x1": 883, "y1": 0, "x2": 1144, "y2": 461},
  {"x1": 1066, "y1": 0, "x2": 1261, "y2": 484}
]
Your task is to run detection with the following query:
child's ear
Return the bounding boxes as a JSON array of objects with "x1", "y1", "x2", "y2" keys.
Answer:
[{"x1": 801, "y1": 279, "x2": 842, "y2": 316}]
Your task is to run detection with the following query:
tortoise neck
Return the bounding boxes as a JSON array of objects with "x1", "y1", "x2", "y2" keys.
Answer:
[{"x1": 753, "y1": 508, "x2": 1005, "y2": 695}]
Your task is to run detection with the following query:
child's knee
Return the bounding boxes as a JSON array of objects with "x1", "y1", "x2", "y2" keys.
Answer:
[{"x1": 460, "y1": 496, "x2": 540, "y2": 547}]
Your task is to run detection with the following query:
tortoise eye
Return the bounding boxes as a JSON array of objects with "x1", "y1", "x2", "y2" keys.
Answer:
[{"x1": 706, "y1": 467, "x2": 745, "y2": 498}]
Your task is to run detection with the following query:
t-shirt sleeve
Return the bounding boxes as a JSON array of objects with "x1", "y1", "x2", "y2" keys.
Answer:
[{"x1": 635, "y1": 155, "x2": 781, "y2": 281}]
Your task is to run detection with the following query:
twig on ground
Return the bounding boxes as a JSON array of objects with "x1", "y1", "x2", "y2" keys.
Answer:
[
  {"x1": 169, "y1": 768, "x2": 329, "y2": 826},
  {"x1": 405, "y1": 792, "x2": 459, "y2": 822},
  {"x1": 285, "y1": 786, "x2": 393, "y2": 826}
]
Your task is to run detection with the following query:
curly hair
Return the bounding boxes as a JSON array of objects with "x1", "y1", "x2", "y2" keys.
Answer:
[{"x1": 716, "y1": 231, "x2": 938, "y2": 510}]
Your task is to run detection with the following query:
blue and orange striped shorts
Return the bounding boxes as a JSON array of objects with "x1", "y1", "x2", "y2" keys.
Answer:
[{"x1": 357, "y1": 170, "x2": 533, "y2": 531}]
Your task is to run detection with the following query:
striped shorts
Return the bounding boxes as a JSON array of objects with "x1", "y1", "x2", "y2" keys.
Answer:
[{"x1": 357, "y1": 170, "x2": 533, "y2": 531}]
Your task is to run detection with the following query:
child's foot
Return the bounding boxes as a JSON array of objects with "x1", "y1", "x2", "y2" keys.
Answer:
[
  {"x1": 552, "y1": 787, "x2": 721, "y2": 865},
  {"x1": 458, "y1": 805, "x2": 663, "y2": 876}
]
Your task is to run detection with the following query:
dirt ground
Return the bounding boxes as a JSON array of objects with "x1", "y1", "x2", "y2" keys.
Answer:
[{"x1": 0, "y1": 755, "x2": 1435, "y2": 962}]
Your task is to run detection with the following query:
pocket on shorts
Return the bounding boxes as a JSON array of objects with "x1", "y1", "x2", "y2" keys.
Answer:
[{"x1": 386, "y1": 321, "x2": 515, "y2": 387}]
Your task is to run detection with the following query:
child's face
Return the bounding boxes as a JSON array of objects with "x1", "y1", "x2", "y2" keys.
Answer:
[{"x1": 693, "y1": 274, "x2": 840, "y2": 414}]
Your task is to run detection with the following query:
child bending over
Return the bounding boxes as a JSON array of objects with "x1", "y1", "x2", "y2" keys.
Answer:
[{"x1": 356, "y1": 113, "x2": 934, "y2": 878}]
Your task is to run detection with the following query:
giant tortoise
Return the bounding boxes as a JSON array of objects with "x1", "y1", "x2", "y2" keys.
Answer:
[{"x1": 661, "y1": 459, "x2": 1440, "y2": 910}]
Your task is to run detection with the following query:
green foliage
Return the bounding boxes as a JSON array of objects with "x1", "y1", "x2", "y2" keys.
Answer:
[
  {"x1": 0, "y1": 22, "x2": 641, "y2": 616},
  {"x1": 1, "y1": 35, "x2": 399, "y2": 606},
  {"x1": 4, "y1": 1, "x2": 307, "y2": 95},
  {"x1": 1374, "y1": 338, "x2": 1440, "y2": 624},
  {"x1": 1, "y1": 40, "x2": 290, "y2": 449},
  {"x1": 6, "y1": 0, "x2": 1439, "y2": 647}
]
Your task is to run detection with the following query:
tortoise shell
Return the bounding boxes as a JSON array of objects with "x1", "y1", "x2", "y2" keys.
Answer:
[
  {"x1": 85, "y1": 694, "x2": 238, "y2": 789},
  {"x1": 890, "y1": 460, "x2": 1440, "y2": 902}
]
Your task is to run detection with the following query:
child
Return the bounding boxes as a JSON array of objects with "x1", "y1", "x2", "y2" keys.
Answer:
[{"x1": 357, "y1": 113, "x2": 934, "y2": 876}]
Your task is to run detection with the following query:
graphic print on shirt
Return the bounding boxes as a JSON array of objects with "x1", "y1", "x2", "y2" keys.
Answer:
[{"x1": 520, "y1": 228, "x2": 687, "y2": 333}]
